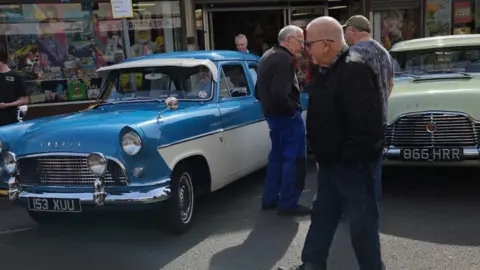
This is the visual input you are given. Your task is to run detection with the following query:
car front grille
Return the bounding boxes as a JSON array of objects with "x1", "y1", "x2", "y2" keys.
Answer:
[
  {"x1": 385, "y1": 113, "x2": 479, "y2": 148},
  {"x1": 18, "y1": 155, "x2": 128, "y2": 187}
]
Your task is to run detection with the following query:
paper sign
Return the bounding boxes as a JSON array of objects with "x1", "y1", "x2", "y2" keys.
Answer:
[
  {"x1": 453, "y1": 1, "x2": 472, "y2": 24},
  {"x1": 110, "y1": 0, "x2": 134, "y2": 19}
]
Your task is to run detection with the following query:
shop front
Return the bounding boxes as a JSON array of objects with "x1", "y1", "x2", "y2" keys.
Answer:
[
  {"x1": 368, "y1": 0, "x2": 480, "y2": 50},
  {"x1": 0, "y1": 0, "x2": 186, "y2": 120},
  {"x1": 369, "y1": 0, "x2": 422, "y2": 50},
  {"x1": 194, "y1": 0, "x2": 368, "y2": 90},
  {"x1": 424, "y1": 0, "x2": 480, "y2": 36}
]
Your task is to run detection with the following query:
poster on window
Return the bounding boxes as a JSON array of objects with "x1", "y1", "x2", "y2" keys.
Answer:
[
  {"x1": 476, "y1": 0, "x2": 480, "y2": 32},
  {"x1": 453, "y1": 1, "x2": 472, "y2": 24},
  {"x1": 425, "y1": 0, "x2": 452, "y2": 36}
]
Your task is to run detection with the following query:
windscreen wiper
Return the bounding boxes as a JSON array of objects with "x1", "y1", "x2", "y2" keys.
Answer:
[{"x1": 118, "y1": 96, "x2": 163, "y2": 103}]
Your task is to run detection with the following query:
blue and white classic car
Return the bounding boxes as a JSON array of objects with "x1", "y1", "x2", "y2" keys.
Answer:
[{"x1": 1, "y1": 51, "x2": 308, "y2": 233}]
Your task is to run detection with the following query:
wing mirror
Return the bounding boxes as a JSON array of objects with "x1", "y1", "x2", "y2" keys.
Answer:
[
  {"x1": 19, "y1": 105, "x2": 28, "y2": 114},
  {"x1": 157, "y1": 97, "x2": 178, "y2": 121},
  {"x1": 164, "y1": 96, "x2": 179, "y2": 110}
]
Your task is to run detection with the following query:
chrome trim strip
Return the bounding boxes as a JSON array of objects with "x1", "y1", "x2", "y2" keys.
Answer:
[
  {"x1": 387, "y1": 110, "x2": 480, "y2": 126},
  {"x1": 157, "y1": 119, "x2": 266, "y2": 149},
  {"x1": 18, "y1": 184, "x2": 171, "y2": 205},
  {"x1": 17, "y1": 152, "x2": 129, "y2": 185},
  {"x1": 222, "y1": 119, "x2": 265, "y2": 132},
  {"x1": 19, "y1": 178, "x2": 171, "y2": 188},
  {"x1": 157, "y1": 128, "x2": 223, "y2": 149}
]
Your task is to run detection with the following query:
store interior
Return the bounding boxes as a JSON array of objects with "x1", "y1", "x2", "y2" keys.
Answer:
[
  {"x1": 210, "y1": 10, "x2": 284, "y2": 55},
  {"x1": 0, "y1": 1, "x2": 182, "y2": 108}
]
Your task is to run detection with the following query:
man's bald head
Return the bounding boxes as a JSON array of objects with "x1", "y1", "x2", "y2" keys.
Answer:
[
  {"x1": 306, "y1": 16, "x2": 346, "y2": 45},
  {"x1": 305, "y1": 16, "x2": 347, "y2": 67}
]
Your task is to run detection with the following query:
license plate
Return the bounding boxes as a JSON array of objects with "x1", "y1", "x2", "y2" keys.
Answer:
[
  {"x1": 400, "y1": 148, "x2": 464, "y2": 161},
  {"x1": 28, "y1": 198, "x2": 82, "y2": 213}
]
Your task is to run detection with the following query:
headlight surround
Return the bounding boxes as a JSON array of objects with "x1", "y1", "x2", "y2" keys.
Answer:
[
  {"x1": 2, "y1": 151, "x2": 17, "y2": 174},
  {"x1": 86, "y1": 153, "x2": 108, "y2": 176},
  {"x1": 121, "y1": 131, "x2": 142, "y2": 156}
]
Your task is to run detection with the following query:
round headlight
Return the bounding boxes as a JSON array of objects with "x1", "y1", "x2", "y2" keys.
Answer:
[
  {"x1": 121, "y1": 131, "x2": 142, "y2": 155},
  {"x1": 2, "y1": 151, "x2": 17, "y2": 174},
  {"x1": 86, "y1": 153, "x2": 107, "y2": 176}
]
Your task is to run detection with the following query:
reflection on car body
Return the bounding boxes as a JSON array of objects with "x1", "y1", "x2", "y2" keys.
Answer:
[
  {"x1": 384, "y1": 34, "x2": 480, "y2": 165},
  {"x1": 0, "y1": 50, "x2": 309, "y2": 233}
]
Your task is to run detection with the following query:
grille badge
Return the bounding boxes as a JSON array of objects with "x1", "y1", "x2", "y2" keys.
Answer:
[
  {"x1": 40, "y1": 141, "x2": 81, "y2": 148},
  {"x1": 426, "y1": 122, "x2": 438, "y2": 133}
]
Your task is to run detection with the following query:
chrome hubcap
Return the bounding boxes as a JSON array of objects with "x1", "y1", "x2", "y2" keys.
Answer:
[{"x1": 178, "y1": 172, "x2": 194, "y2": 224}]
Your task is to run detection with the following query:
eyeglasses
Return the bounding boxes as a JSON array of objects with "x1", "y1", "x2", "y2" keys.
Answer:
[{"x1": 304, "y1": 39, "x2": 334, "y2": 48}]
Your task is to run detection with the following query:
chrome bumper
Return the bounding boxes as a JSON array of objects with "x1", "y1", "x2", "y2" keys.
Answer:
[{"x1": 8, "y1": 176, "x2": 171, "y2": 205}]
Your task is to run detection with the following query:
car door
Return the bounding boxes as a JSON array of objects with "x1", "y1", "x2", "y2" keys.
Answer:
[
  {"x1": 217, "y1": 61, "x2": 268, "y2": 184},
  {"x1": 245, "y1": 61, "x2": 270, "y2": 166}
]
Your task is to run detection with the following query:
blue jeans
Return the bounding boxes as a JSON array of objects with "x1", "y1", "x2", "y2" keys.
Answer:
[
  {"x1": 301, "y1": 158, "x2": 382, "y2": 270},
  {"x1": 262, "y1": 111, "x2": 307, "y2": 211}
]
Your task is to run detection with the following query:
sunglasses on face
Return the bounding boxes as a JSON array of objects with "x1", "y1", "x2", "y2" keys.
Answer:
[{"x1": 304, "y1": 39, "x2": 334, "y2": 48}]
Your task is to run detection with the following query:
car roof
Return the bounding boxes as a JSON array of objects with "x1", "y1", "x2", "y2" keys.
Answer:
[
  {"x1": 122, "y1": 50, "x2": 261, "y2": 62},
  {"x1": 390, "y1": 34, "x2": 480, "y2": 52}
]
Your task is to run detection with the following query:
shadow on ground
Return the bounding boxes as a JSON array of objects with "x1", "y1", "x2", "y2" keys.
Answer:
[
  {"x1": 0, "y1": 164, "x2": 316, "y2": 270},
  {"x1": 380, "y1": 166, "x2": 480, "y2": 247},
  {"x1": 1, "y1": 162, "x2": 478, "y2": 270}
]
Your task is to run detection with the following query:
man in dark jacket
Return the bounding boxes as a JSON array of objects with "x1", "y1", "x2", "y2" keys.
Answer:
[
  {"x1": 283, "y1": 16, "x2": 385, "y2": 270},
  {"x1": 255, "y1": 25, "x2": 311, "y2": 216}
]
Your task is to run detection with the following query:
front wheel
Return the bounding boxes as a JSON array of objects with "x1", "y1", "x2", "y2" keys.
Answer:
[{"x1": 162, "y1": 165, "x2": 196, "y2": 234}]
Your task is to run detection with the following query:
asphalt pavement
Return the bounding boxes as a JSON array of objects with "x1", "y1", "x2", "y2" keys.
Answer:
[{"x1": 1, "y1": 159, "x2": 480, "y2": 270}]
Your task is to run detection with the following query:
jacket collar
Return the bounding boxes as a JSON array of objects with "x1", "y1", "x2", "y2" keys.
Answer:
[
  {"x1": 319, "y1": 46, "x2": 350, "y2": 74},
  {"x1": 275, "y1": 45, "x2": 294, "y2": 57}
]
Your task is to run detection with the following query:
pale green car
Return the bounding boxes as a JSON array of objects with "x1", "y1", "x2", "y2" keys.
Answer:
[{"x1": 385, "y1": 34, "x2": 480, "y2": 165}]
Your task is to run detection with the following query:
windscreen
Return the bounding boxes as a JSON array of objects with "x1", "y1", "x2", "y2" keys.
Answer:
[{"x1": 101, "y1": 65, "x2": 213, "y2": 102}]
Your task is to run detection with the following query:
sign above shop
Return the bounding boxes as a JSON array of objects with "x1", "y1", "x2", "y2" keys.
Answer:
[
  {"x1": 110, "y1": 0, "x2": 134, "y2": 19},
  {"x1": 453, "y1": 1, "x2": 472, "y2": 24}
]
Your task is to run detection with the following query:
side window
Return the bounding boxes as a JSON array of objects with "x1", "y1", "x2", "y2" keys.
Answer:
[
  {"x1": 248, "y1": 63, "x2": 258, "y2": 86},
  {"x1": 219, "y1": 64, "x2": 251, "y2": 99}
]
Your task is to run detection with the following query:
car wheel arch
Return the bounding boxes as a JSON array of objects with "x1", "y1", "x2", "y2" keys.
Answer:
[{"x1": 172, "y1": 154, "x2": 211, "y2": 196}]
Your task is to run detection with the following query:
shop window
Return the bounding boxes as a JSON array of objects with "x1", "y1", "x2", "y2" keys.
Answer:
[
  {"x1": 0, "y1": 1, "x2": 184, "y2": 107},
  {"x1": 452, "y1": 0, "x2": 475, "y2": 34},
  {"x1": 94, "y1": 2, "x2": 127, "y2": 67},
  {"x1": 476, "y1": 0, "x2": 480, "y2": 32},
  {"x1": 0, "y1": 2, "x2": 124, "y2": 105},
  {"x1": 127, "y1": 1, "x2": 182, "y2": 57},
  {"x1": 373, "y1": 9, "x2": 420, "y2": 50},
  {"x1": 291, "y1": 8, "x2": 325, "y2": 91},
  {"x1": 425, "y1": 0, "x2": 453, "y2": 36}
]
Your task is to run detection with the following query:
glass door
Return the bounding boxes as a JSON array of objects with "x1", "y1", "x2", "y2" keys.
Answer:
[
  {"x1": 289, "y1": 7, "x2": 328, "y2": 91},
  {"x1": 206, "y1": 8, "x2": 287, "y2": 54}
]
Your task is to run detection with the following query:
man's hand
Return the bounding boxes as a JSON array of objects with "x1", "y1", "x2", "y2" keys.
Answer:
[{"x1": 0, "y1": 103, "x2": 8, "y2": 109}]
